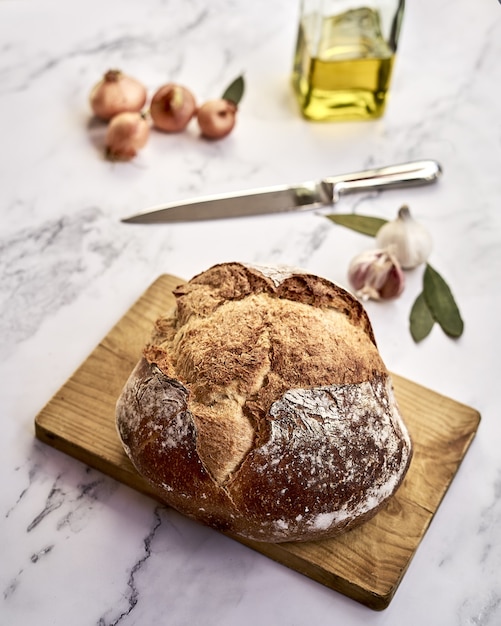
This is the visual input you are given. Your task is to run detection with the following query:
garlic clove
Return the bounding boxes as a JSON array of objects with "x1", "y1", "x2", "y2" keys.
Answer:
[
  {"x1": 348, "y1": 248, "x2": 405, "y2": 301},
  {"x1": 375, "y1": 205, "x2": 433, "y2": 270}
]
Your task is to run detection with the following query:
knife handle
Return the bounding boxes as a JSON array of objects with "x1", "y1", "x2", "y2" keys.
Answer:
[{"x1": 325, "y1": 160, "x2": 442, "y2": 201}]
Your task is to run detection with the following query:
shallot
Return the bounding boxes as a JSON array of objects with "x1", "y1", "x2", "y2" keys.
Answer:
[
  {"x1": 197, "y1": 99, "x2": 237, "y2": 139},
  {"x1": 105, "y1": 112, "x2": 150, "y2": 161},
  {"x1": 90, "y1": 69, "x2": 147, "y2": 121},
  {"x1": 150, "y1": 84, "x2": 197, "y2": 132}
]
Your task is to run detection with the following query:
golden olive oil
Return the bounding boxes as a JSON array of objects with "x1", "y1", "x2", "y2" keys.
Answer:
[{"x1": 292, "y1": 8, "x2": 396, "y2": 121}]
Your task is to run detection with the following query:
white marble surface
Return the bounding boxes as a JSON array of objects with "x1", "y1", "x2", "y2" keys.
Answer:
[{"x1": 1, "y1": 0, "x2": 500, "y2": 623}]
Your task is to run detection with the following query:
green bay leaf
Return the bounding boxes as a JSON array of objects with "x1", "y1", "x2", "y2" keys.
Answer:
[
  {"x1": 325, "y1": 213, "x2": 387, "y2": 237},
  {"x1": 222, "y1": 75, "x2": 245, "y2": 105},
  {"x1": 409, "y1": 291, "x2": 435, "y2": 343},
  {"x1": 423, "y1": 264, "x2": 464, "y2": 338}
]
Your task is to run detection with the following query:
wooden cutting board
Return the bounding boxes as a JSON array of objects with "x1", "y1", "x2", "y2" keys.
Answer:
[{"x1": 34, "y1": 274, "x2": 480, "y2": 610}]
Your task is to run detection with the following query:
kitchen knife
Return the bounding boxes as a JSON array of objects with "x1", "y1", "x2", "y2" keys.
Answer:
[{"x1": 121, "y1": 160, "x2": 441, "y2": 224}]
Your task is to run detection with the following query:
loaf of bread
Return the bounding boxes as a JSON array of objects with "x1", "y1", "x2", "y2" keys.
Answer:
[{"x1": 116, "y1": 262, "x2": 412, "y2": 543}]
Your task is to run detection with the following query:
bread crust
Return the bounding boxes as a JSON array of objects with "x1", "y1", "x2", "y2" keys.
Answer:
[{"x1": 116, "y1": 263, "x2": 413, "y2": 542}]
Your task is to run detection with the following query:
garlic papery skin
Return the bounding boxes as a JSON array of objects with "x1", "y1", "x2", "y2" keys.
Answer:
[
  {"x1": 375, "y1": 205, "x2": 433, "y2": 270},
  {"x1": 348, "y1": 248, "x2": 405, "y2": 301}
]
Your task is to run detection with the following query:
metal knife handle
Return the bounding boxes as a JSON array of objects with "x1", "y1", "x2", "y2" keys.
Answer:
[{"x1": 325, "y1": 160, "x2": 442, "y2": 202}]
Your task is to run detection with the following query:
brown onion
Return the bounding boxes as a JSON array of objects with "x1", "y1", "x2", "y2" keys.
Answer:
[
  {"x1": 197, "y1": 99, "x2": 237, "y2": 139},
  {"x1": 150, "y1": 83, "x2": 197, "y2": 132},
  {"x1": 90, "y1": 70, "x2": 147, "y2": 121},
  {"x1": 105, "y1": 111, "x2": 150, "y2": 161}
]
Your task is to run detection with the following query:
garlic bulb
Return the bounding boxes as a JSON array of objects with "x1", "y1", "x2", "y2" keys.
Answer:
[
  {"x1": 348, "y1": 248, "x2": 405, "y2": 301},
  {"x1": 375, "y1": 205, "x2": 433, "y2": 269}
]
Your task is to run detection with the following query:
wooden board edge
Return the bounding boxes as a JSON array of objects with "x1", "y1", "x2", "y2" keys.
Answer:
[
  {"x1": 33, "y1": 409, "x2": 481, "y2": 611},
  {"x1": 234, "y1": 534, "x2": 396, "y2": 610},
  {"x1": 392, "y1": 372, "x2": 482, "y2": 422},
  {"x1": 228, "y1": 404, "x2": 481, "y2": 610},
  {"x1": 32, "y1": 273, "x2": 483, "y2": 611},
  {"x1": 34, "y1": 419, "x2": 156, "y2": 501},
  {"x1": 34, "y1": 413, "x2": 398, "y2": 610}
]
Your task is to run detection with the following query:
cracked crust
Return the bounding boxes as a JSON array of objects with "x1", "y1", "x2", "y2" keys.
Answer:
[{"x1": 116, "y1": 262, "x2": 413, "y2": 542}]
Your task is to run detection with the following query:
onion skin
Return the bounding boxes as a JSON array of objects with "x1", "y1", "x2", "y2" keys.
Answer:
[
  {"x1": 197, "y1": 99, "x2": 237, "y2": 139},
  {"x1": 150, "y1": 84, "x2": 197, "y2": 132},
  {"x1": 90, "y1": 70, "x2": 147, "y2": 121},
  {"x1": 105, "y1": 112, "x2": 150, "y2": 161}
]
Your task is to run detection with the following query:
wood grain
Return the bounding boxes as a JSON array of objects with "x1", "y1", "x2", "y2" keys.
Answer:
[{"x1": 34, "y1": 274, "x2": 481, "y2": 610}]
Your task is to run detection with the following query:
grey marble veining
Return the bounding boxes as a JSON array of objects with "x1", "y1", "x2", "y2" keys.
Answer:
[{"x1": 1, "y1": 0, "x2": 501, "y2": 624}]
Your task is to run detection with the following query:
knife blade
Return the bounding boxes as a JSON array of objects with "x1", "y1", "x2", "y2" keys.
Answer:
[{"x1": 121, "y1": 160, "x2": 442, "y2": 224}]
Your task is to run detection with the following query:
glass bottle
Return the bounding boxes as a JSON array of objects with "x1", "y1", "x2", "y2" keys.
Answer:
[{"x1": 292, "y1": 0, "x2": 405, "y2": 121}]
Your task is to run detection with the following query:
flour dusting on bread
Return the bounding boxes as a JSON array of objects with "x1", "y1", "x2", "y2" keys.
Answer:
[
  {"x1": 116, "y1": 262, "x2": 413, "y2": 543},
  {"x1": 243, "y1": 262, "x2": 307, "y2": 286}
]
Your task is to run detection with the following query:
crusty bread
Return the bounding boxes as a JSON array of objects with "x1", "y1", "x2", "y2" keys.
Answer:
[{"x1": 116, "y1": 262, "x2": 413, "y2": 543}]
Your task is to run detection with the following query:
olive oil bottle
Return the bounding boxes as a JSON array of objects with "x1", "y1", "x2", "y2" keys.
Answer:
[{"x1": 292, "y1": 2, "x2": 404, "y2": 121}]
